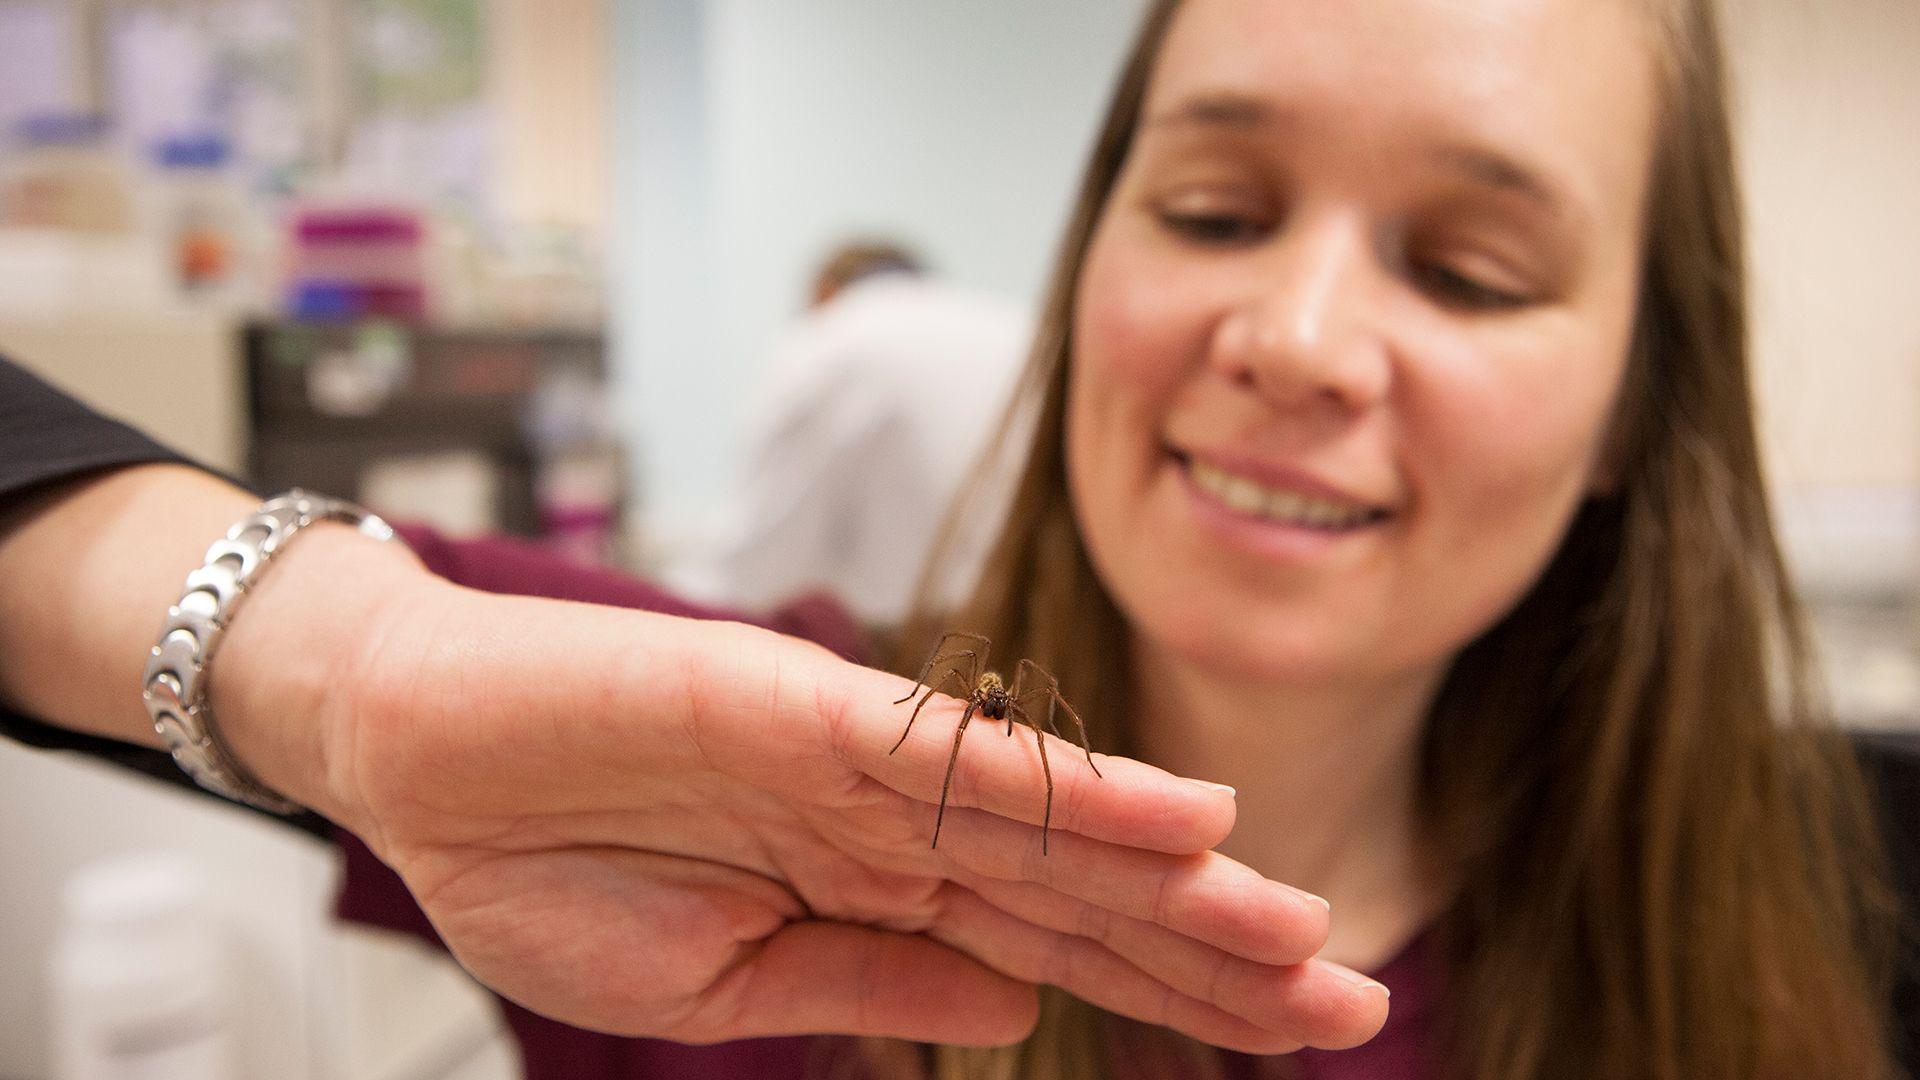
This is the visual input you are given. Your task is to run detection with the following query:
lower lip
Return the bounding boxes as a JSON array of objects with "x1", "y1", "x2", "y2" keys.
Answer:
[{"x1": 1172, "y1": 456, "x2": 1388, "y2": 561}]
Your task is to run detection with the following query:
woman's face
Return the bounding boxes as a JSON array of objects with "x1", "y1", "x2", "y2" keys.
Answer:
[{"x1": 1068, "y1": 0, "x2": 1659, "y2": 687}]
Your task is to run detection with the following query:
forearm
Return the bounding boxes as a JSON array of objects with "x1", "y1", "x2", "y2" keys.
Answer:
[
  {"x1": 0, "y1": 464, "x2": 426, "y2": 825},
  {"x1": 0, "y1": 465, "x2": 259, "y2": 744}
]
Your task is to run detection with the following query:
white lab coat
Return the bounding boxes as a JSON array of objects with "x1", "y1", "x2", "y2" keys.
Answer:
[{"x1": 703, "y1": 273, "x2": 1033, "y2": 627}]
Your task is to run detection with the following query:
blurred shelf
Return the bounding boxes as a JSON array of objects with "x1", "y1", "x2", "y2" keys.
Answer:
[{"x1": 245, "y1": 318, "x2": 626, "y2": 551}]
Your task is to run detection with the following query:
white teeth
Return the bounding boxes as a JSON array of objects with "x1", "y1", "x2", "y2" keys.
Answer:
[
  {"x1": 1187, "y1": 459, "x2": 1378, "y2": 530},
  {"x1": 1223, "y1": 477, "x2": 1266, "y2": 514},
  {"x1": 1269, "y1": 491, "x2": 1308, "y2": 522}
]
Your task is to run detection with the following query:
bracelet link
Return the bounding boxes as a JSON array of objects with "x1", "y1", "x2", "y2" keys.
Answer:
[{"x1": 140, "y1": 489, "x2": 393, "y2": 815}]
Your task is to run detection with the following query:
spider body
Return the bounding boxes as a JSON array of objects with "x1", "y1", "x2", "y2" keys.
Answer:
[
  {"x1": 889, "y1": 633, "x2": 1101, "y2": 854},
  {"x1": 974, "y1": 671, "x2": 1010, "y2": 721}
]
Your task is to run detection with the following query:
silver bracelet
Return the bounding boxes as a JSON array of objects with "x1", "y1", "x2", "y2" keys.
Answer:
[{"x1": 140, "y1": 489, "x2": 394, "y2": 814}]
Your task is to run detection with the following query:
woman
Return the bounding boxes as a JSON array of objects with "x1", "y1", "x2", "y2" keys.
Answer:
[
  {"x1": 0, "y1": 0, "x2": 1901, "y2": 1077},
  {"x1": 878, "y1": 0, "x2": 1902, "y2": 1075}
]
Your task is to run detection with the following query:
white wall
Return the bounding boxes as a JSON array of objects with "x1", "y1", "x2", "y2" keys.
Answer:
[
  {"x1": 611, "y1": 0, "x2": 717, "y2": 542},
  {"x1": 1731, "y1": 0, "x2": 1920, "y2": 490},
  {"x1": 1727, "y1": 0, "x2": 1920, "y2": 591},
  {"x1": 611, "y1": 0, "x2": 1150, "y2": 540},
  {"x1": 486, "y1": 0, "x2": 610, "y2": 238}
]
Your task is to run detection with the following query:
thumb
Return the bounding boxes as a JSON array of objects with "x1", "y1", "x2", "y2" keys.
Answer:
[{"x1": 700, "y1": 921, "x2": 1039, "y2": 1046}]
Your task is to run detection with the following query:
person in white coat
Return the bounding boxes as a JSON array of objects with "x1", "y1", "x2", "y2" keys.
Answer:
[{"x1": 704, "y1": 240, "x2": 1034, "y2": 627}]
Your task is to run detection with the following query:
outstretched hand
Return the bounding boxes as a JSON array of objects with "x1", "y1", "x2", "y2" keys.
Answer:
[{"x1": 222, "y1": 536, "x2": 1389, "y2": 1053}]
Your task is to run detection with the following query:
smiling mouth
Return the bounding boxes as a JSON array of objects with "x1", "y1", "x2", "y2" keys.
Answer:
[{"x1": 1173, "y1": 452, "x2": 1392, "y2": 532}]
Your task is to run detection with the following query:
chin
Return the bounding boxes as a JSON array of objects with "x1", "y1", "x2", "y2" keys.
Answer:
[{"x1": 1137, "y1": 597, "x2": 1372, "y2": 687}]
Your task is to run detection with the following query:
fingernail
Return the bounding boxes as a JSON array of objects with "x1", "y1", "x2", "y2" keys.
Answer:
[
  {"x1": 1325, "y1": 962, "x2": 1390, "y2": 997},
  {"x1": 1188, "y1": 779, "x2": 1236, "y2": 797},
  {"x1": 1302, "y1": 890, "x2": 1331, "y2": 913}
]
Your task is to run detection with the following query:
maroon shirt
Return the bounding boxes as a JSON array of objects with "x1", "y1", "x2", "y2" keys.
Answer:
[{"x1": 332, "y1": 528, "x2": 1444, "y2": 1079}]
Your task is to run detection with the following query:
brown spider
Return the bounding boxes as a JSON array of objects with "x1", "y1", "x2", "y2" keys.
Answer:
[{"x1": 889, "y1": 632, "x2": 1101, "y2": 854}]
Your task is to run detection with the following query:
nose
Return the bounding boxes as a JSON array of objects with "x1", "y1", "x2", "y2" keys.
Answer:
[{"x1": 1208, "y1": 216, "x2": 1392, "y2": 415}]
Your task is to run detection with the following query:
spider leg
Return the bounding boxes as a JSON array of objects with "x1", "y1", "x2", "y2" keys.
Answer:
[
  {"x1": 932, "y1": 700, "x2": 978, "y2": 849},
  {"x1": 1006, "y1": 656, "x2": 1031, "y2": 736},
  {"x1": 1047, "y1": 690, "x2": 1101, "y2": 779},
  {"x1": 1011, "y1": 664, "x2": 1063, "y2": 745},
  {"x1": 1021, "y1": 697, "x2": 1067, "y2": 742},
  {"x1": 1011, "y1": 660, "x2": 1054, "y2": 714},
  {"x1": 890, "y1": 666, "x2": 973, "y2": 754},
  {"x1": 891, "y1": 683, "x2": 941, "y2": 755},
  {"x1": 892, "y1": 636, "x2": 987, "y2": 704},
  {"x1": 1008, "y1": 703, "x2": 1056, "y2": 855},
  {"x1": 1010, "y1": 658, "x2": 1045, "y2": 709},
  {"x1": 1011, "y1": 691, "x2": 1055, "y2": 748},
  {"x1": 1015, "y1": 659, "x2": 1102, "y2": 778},
  {"x1": 907, "y1": 633, "x2": 991, "y2": 687}
]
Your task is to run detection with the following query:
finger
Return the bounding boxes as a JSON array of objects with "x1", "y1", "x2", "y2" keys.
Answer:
[
  {"x1": 929, "y1": 884, "x2": 1306, "y2": 1055},
  {"x1": 924, "y1": 802, "x2": 1329, "y2": 967},
  {"x1": 954, "y1": 870, "x2": 1388, "y2": 1050},
  {"x1": 835, "y1": 680, "x2": 1236, "y2": 854},
  {"x1": 694, "y1": 920, "x2": 1039, "y2": 1046}
]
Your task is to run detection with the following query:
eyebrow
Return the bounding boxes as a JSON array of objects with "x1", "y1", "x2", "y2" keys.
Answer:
[
  {"x1": 1144, "y1": 91, "x2": 1589, "y2": 228},
  {"x1": 1144, "y1": 92, "x2": 1277, "y2": 131},
  {"x1": 1426, "y1": 145, "x2": 1583, "y2": 226}
]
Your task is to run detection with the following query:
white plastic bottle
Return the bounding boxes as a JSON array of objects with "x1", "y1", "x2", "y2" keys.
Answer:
[{"x1": 49, "y1": 851, "x2": 238, "y2": 1080}]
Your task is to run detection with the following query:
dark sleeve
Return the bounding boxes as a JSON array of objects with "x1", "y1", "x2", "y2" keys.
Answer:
[
  {"x1": 0, "y1": 356, "x2": 196, "y2": 496},
  {"x1": 0, "y1": 359, "x2": 319, "y2": 826},
  {"x1": 1853, "y1": 729, "x2": 1920, "y2": 1077}
]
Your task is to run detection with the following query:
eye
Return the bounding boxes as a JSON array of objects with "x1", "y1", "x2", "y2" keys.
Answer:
[
  {"x1": 1155, "y1": 208, "x2": 1271, "y2": 247},
  {"x1": 1415, "y1": 263, "x2": 1531, "y2": 311}
]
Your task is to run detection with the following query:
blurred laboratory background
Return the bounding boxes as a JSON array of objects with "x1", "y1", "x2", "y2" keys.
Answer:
[{"x1": 0, "y1": 0, "x2": 1913, "y2": 1078}]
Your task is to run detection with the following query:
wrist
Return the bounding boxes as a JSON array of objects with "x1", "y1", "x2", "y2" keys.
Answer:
[
  {"x1": 207, "y1": 520, "x2": 431, "y2": 832},
  {"x1": 0, "y1": 465, "x2": 258, "y2": 746}
]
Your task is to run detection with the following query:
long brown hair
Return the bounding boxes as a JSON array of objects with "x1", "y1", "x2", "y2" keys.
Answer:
[{"x1": 879, "y1": 1, "x2": 1900, "y2": 1077}]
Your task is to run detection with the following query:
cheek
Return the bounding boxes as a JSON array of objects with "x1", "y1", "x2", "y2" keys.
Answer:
[
  {"x1": 1398, "y1": 324, "x2": 1628, "y2": 629},
  {"x1": 1067, "y1": 230, "x2": 1212, "y2": 518},
  {"x1": 1437, "y1": 365, "x2": 1608, "y2": 505},
  {"x1": 1480, "y1": 315, "x2": 1626, "y2": 498},
  {"x1": 1073, "y1": 230, "x2": 1210, "y2": 408}
]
